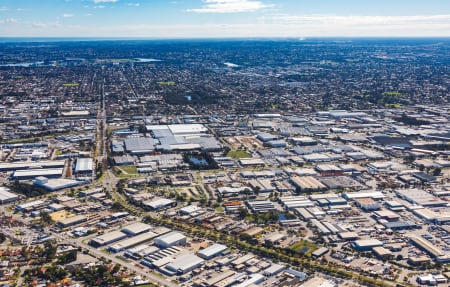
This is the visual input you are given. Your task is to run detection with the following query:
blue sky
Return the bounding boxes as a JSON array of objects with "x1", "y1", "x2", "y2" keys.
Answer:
[{"x1": 1, "y1": 0, "x2": 450, "y2": 37}]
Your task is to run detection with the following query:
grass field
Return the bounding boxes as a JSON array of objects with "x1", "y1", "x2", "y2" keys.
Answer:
[
  {"x1": 119, "y1": 165, "x2": 138, "y2": 174},
  {"x1": 157, "y1": 81, "x2": 176, "y2": 85},
  {"x1": 385, "y1": 103, "x2": 406, "y2": 108},
  {"x1": 382, "y1": 91, "x2": 404, "y2": 96},
  {"x1": 288, "y1": 240, "x2": 318, "y2": 256},
  {"x1": 226, "y1": 150, "x2": 251, "y2": 158},
  {"x1": 63, "y1": 83, "x2": 80, "y2": 87}
]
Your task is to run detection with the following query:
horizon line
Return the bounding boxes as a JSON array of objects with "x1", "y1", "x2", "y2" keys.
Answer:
[{"x1": 1, "y1": 36, "x2": 450, "y2": 43}]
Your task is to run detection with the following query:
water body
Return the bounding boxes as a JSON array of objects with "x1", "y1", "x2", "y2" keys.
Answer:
[
  {"x1": 135, "y1": 58, "x2": 161, "y2": 62},
  {"x1": 0, "y1": 61, "x2": 45, "y2": 67}
]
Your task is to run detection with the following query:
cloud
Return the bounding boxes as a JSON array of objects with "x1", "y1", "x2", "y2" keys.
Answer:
[
  {"x1": 127, "y1": 3, "x2": 140, "y2": 7},
  {"x1": 187, "y1": 0, "x2": 273, "y2": 13},
  {"x1": 0, "y1": 6, "x2": 9, "y2": 11},
  {"x1": 268, "y1": 14, "x2": 450, "y2": 27},
  {"x1": 93, "y1": 0, "x2": 118, "y2": 3},
  {"x1": 31, "y1": 22, "x2": 61, "y2": 29},
  {"x1": 0, "y1": 18, "x2": 18, "y2": 24},
  {"x1": 94, "y1": 5, "x2": 106, "y2": 9},
  {"x1": 86, "y1": 13, "x2": 94, "y2": 16},
  {"x1": 63, "y1": 13, "x2": 74, "y2": 18}
]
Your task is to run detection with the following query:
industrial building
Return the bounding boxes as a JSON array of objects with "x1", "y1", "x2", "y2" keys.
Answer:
[
  {"x1": 163, "y1": 253, "x2": 205, "y2": 275},
  {"x1": 121, "y1": 222, "x2": 152, "y2": 236},
  {"x1": 0, "y1": 187, "x2": 19, "y2": 204},
  {"x1": 108, "y1": 231, "x2": 159, "y2": 253},
  {"x1": 234, "y1": 274, "x2": 265, "y2": 287},
  {"x1": 352, "y1": 239, "x2": 383, "y2": 251},
  {"x1": 354, "y1": 198, "x2": 381, "y2": 211},
  {"x1": 74, "y1": 158, "x2": 93, "y2": 174},
  {"x1": 246, "y1": 200, "x2": 277, "y2": 213},
  {"x1": 90, "y1": 230, "x2": 128, "y2": 247},
  {"x1": 143, "y1": 198, "x2": 176, "y2": 210},
  {"x1": 11, "y1": 168, "x2": 63, "y2": 180},
  {"x1": 124, "y1": 137, "x2": 156, "y2": 154},
  {"x1": 56, "y1": 215, "x2": 87, "y2": 228},
  {"x1": 290, "y1": 176, "x2": 326, "y2": 192},
  {"x1": 0, "y1": 160, "x2": 65, "y2": 172},
  {"x1": 197, "y1": 243, "x2": 228, "y2": 260},
  {"x1": 34, "y1": 177, "x2": 83, "y2": 191},
  {"x1": 409, "y1": 235, "x2": 450, "y2": 262},
  {"x1": 15, "y1": 200, "x2": 46, "y2": 213},
  {"x1": 154, "y1": 231, "x2": 187, "y2": 248}
]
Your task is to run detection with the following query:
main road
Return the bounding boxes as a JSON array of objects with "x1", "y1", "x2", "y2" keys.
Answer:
[{"x1": 92, "y1": 76, "x2": 178, "y2": 287}]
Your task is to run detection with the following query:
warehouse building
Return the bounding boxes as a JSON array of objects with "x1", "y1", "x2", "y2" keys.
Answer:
[
  {"x1": 108, "y1": 231, "x2": 159, "y2": 253},
  {"x1": 246, "y1": 200, "x2": 277, "y2": 213},
  {"x1": 0, "y1": 187, "x2": 20, "y2": 204},
  {"x1": 124, "y1": 137, "x2": 156, "y2": 154},
  {"x1": 198, "y1": 243, "x2": 228, "y2": 260},
  {"x1": 352, "y1": 239, "x2": 383, "y2": 251},
  {"x1": 90, "y1": 230, "x2": 128, "y2": 247},
  {"x1": 263, "y1": 263, "x2": 285, "y2": 276},
  {"x1": 56, "y1": 215, "x2": 87, "y2": 228},
  {"x1": 11, "y1": 168, "x2": 63, "y2": 180},
  {"x1": 163, "y1": 253, "x2": 205, "y2": 275},
  {"x1": 34, "y1": 177, "x2": 83, "y2": 191},
  {"x1": 354, "y1": 198, "x2": 381, "y2": 211},
  {"x1": 143, "y1": 198, "x2": 176, "y2": 211},
  {"x1": 154, "y1": 231, "x2": 187, "y2": 248},
  {"x1": 234, "y1": 274, "x2": 265, "y2": 287},
  {"x1": 74, "y1": 158, "x2": 93, "y2": 174},
  {"x1": 15, "y1": 200, "x2": 46, "y2": 213},
  {"x1": 290, "y1": 176, "x2": 327, "y2": 192},
  {"x1": 0, "y1": 160, "x2": 65, "y2": 172},
  {"x1": 121, "y1": 222, "x2": 152, "y2": 236}
]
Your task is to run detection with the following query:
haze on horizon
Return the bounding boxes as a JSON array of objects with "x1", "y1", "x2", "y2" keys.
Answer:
[{"x1": 1, "y1": 0, "x2": 450, "y2": 38}]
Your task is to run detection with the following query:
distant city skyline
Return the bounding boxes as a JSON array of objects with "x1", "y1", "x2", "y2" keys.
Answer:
[{"x1": 1, "y1": 0, "x2": 450, "y2": 38}]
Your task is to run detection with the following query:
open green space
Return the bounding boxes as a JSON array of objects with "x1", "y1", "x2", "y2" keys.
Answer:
[
  {"x1": 385, "y1": 103, "x2": 406, "y2": 108},
  {"x1": 226, "y1": 150, "x2": 251, "y2": 158},
  {"x1": 288, "y1": 240, "x2": 318, "y2": 256},
  {"x1": 119, "y1": 165, "x2": 138, "y2": 174},
  {"x1": 63, "y1": 83, "x2": 80, "y2": 87},
  {"x1": 157, "y1": 81, "x2": 176, "y2": 85},
  {"x1": 382, "y1": 91, "x2": 404, "y2": 96}
]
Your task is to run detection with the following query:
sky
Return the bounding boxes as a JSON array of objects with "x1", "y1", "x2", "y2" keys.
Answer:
[{"x1": 1, "y1": 0, "x2": 450, "y2": 38}]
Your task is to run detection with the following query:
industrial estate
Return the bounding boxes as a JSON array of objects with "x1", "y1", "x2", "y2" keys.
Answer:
[{"x1": 0, "y1": 39, "x2": 449, "y2": 287}]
